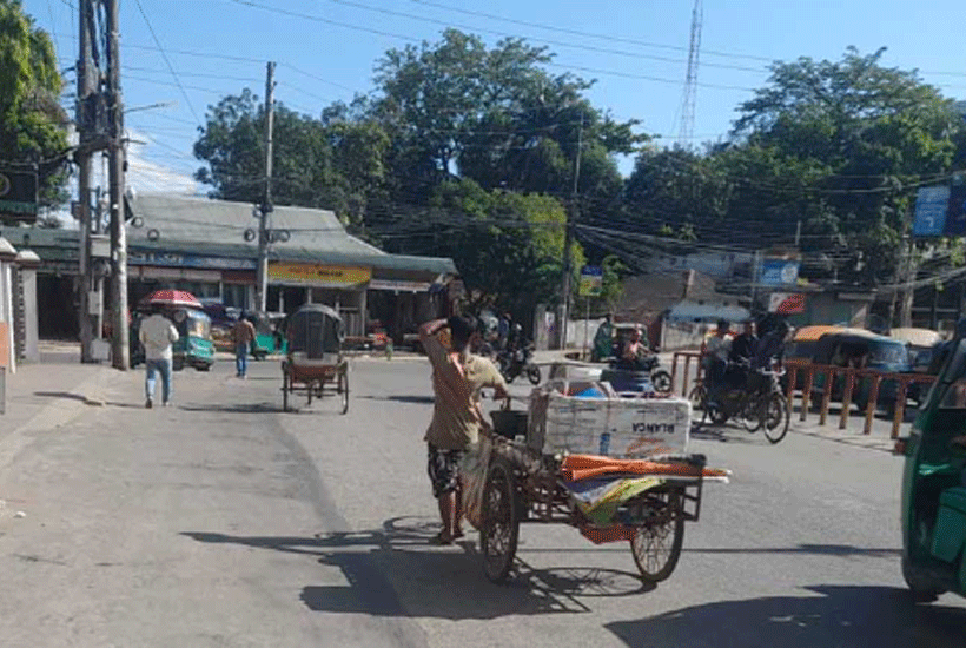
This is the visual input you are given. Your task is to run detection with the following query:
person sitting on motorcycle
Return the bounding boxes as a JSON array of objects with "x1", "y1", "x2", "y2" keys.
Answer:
[
  {"x1": 616, "y1": 329, "x2": 647, "y2": 371},
  {"x1": 730, "y1": 321, "x2": 757, "y2": 364},
  {"x1": 703, "y1": 320, "x2": 732, "y2": 395}
]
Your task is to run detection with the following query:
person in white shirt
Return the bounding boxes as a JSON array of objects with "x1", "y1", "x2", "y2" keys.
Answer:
[{"x1": 138, "y1": 307, "x2": 179, "y2": 408}]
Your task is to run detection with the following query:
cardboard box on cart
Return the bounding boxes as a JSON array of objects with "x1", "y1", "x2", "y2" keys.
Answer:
[{"x1": 528, "y1": 380, "x2": 691, "y2": 458}]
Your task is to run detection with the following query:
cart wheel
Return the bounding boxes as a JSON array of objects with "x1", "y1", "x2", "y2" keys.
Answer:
[
  {"x1": 481, "y1": 458, "x2": 519, "y2": 583},
  {"x1": 339, "y1": 369, "x2": 349, "y2": 415},
  {"x1": 651, "y1": 370, "x2": 672, "y2": 393},
  {"x1": 630, "y1": 497, "x2": 685, "y2": 584},
  {"x1": 282, "y1": 369, "x2": 290, "y2": 412},
  {"x1": 764, "y1": 393, "x2": 790, "y2": 444}
]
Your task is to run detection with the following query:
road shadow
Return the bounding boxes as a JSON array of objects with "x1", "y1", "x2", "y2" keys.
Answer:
[
  {"x1": 359, "y1": 395, "x2": 435, "y2": 405},
  {"x1": 683, "y1": 543, "x2": 899, "y2": 557},
  {"x1": 179, "y1": 402, "x2": 283, "y2": 414},
  {"x1": 33, "y1": 390, "x2": 89, "y2": 403},
  {"x1": 183, "y1": 515, "x2": 649, "y2": 620},
  {"x1": 605, "y1": 585, "x2": 966, "y2": 648}
]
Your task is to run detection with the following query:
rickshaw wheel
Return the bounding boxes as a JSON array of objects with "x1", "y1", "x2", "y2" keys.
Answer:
[
  {"x1": 339, "y1": 368, "x2": 349, "y2": 415},
  {"x1": 764, "y1": 393, "x2": 790, "y2": 444},
  {"x1": 630, "y1": 494, "x2": 685, "y2": 584},
  {"x1": 481, "y1": 458, "x2": 519, "y2": 583},
  {"x1": 688, "y1": 384, "x2": 708, "y2": 430}
]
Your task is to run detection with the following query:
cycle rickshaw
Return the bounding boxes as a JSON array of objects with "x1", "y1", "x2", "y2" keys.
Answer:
[{"x1": 281, "y1": 304, "x2": 349, "y2": 414}]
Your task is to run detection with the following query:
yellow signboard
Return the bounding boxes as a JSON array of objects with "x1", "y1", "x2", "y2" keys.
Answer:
[{"x1": 268, "y1": 262, "x2": 371, "y2": 287}]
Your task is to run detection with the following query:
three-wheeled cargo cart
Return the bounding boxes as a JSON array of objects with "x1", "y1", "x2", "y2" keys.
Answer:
[{"x1": 473, "y1": 383, "x2": 726, "y2": 585}]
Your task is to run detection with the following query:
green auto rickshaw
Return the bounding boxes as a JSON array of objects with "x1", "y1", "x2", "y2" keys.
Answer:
[
  {"x1": 897, "y1": 320, "x2": 966, "y2": 602},
  {"x1": 130, "y1": 307, "x2": 214, "y2": 371},
  {"x1": 171, "y1": 308, "x2": 214, "y2": 371},
  {"x1": 249, "y1": 311, "x2": 288, "y2": 360}
]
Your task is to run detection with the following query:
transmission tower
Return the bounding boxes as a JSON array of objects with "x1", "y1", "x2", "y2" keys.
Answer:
[{"x1": 678, "y1": 0, "x2": 703, "y2": 148}]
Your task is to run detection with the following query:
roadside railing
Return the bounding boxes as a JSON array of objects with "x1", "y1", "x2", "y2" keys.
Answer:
[
  {"x1": 670, "y1": 350, "x2": 704, "y2": 398},
  {"x1": 784, "y1": 359, "x2": 937, "y2": 438}
]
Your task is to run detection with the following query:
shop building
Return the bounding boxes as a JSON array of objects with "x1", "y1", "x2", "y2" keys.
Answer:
[{"x1": 0, "y1": 193, "x2": 458, "y2": 341}]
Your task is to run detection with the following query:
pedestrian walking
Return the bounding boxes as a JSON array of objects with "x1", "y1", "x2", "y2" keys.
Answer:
[
  {"x1": 139, "y1": 306, "x2": 179, "y2": 409},
  {"x1": 232, "y1": 313, "x2": 256, "y2": 378},
  {"x1": 419, "y1": 315, "x2": 508, "y2": 545}
]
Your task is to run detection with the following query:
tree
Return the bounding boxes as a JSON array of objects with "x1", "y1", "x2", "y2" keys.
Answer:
[
  {"x1": 378, "y1": 178, "x2": 581, "y2": 321},
  {"x1": 193, "y1": 91, "x2": 393, "y2": 228},
  {"x1": 730, "y1": 47, "x2": 962, "y2": 283},
  {"x1": 372, "y1": 29, "x2": 646, "y2": 206},
  {"x1": 0, "y1": 0, "x2": 69, "y2": 216}
]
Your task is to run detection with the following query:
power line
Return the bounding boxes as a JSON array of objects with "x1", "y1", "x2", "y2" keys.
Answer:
[
  {"x1": 224, "y1": 0, "x2": 757, "y2": 91},
  {"x1": 406, "y1": 0, "x2": 772, "y2": 63},
  {"x1": 133, "y1": 0, "x2": 200, "y2": 123},
  {"x1": 322, "y1": 0, "x2": 767, "y2": 74}
]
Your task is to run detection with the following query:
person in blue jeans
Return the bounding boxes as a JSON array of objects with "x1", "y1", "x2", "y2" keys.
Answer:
[
  {"x1": 232, "y1": 314, "x2": 256, "y2": 378},
  {"x1": 138, "y1": 306, "x2": 179, "y2": 408}
]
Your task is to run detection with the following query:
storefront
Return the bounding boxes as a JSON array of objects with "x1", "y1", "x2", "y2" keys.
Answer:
[
  {"x1": 127, "y1": 250, "x2": 257, "y2": 309},
  {"x1": 266, "y1": 261, "x2": 371, "y2": 337}
]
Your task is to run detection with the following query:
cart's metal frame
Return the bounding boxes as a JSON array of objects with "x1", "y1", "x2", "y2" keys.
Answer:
[
  {"x1": 281, "y1": 359, "x2": 349, "y2": 414},
  {"x1": 479, "y1": 435, "x2": 705, "y2": 585}
]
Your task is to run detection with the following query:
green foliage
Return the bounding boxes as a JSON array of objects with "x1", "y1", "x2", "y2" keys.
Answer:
[
  {"x1": 0, "y1": 0, "x2": 68, "y2": 212},
  {"x1": 418, "y1": 178, "x2": 580, "y2": 316},
  {"x1": 625, "y1": 48, "x2": 965, "y2": 285}
]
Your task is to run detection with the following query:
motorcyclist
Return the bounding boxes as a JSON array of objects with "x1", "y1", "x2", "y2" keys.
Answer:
[{"x1": 616, "y1": 328, "x2": 648, "y2": 371}]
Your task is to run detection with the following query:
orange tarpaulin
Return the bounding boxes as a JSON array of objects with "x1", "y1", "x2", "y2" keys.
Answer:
[{"x1": 561, "y1": 454, "x2": 730, "y2": 482}]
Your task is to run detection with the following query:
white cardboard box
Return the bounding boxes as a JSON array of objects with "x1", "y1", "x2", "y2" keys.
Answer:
[{"x1": 530, "y1": 381, "x2": 691, "y2": 458}]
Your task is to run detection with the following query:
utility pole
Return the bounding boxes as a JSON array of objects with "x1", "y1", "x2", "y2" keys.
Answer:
[
  {"x1": 76, "y1": 0, "x2": 94, "y2": 363},
  {"x1": 106, "y1": 0, "x2": 129, "y2": 370},
  {"x1": 256, "y1": 61, "x2": 276, "y2": 313},
  {"x1": 559, "y1": 115, "x2": 582, "y2": 350}
]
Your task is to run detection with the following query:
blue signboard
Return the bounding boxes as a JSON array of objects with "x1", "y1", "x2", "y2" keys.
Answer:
[
  {"x1": 760, "y1": 260, "x2": 800, "y2": 286},
  {"x1": 128, "y1": 250, "x2": 256, "y2": 271},
  {"x1": 579, "y1": 265, "x2": 603, "y2": 297},
  {"x1": 913, "y1": 185, "x2": 951, "y2": 237}
]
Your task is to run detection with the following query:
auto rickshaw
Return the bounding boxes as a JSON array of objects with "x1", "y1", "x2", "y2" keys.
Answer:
[
  {"x1": 130, "y1": 307, "x2": 214, "y2": 371},
  {"x1": 896, "y1": 320, "x2": 966, "y2": 602},
  {"x1": 249, "y1": 311, "x2": 287, "y2": 360},
  {"x1": 810, "y1": 329, "x2": 911, "y2": 413}
]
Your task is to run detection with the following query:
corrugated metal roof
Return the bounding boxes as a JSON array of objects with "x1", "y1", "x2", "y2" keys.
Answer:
[
  {"x1": 128, "y1": 193, "x2": 387, "y2": 258},
  {"x1": 2, "y1": 197, "x2": 459, "y2": 277}
]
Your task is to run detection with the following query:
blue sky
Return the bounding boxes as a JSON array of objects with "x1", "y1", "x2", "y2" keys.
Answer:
[{"x1": 27, "y1": 0, "x2": 966, "y2": 192}]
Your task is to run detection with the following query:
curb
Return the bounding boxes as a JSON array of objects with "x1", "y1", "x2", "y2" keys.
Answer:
[
  {"x1": 792, "y1": 427, "x2": 896, "y2": 453},
  {"x1": 0, "y1": 367, "x2": 120, "y2": 473}
]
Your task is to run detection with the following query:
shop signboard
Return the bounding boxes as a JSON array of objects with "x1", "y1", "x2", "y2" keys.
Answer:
[
  {"x1": 760, "y1": 259, "x2": 800, "y2": 286},
  {"x1": 268, "y1": 262, "x2": 371, "y2": 287},
  {"x1": 768, "y1": 292, "x2": 806, "y2": 314},
  {"x1": 579, "y1": 265, "x2": 603, "y2": 297},
  {"x1": 128, "y1": 250, "x2": 256, "y2": 271},
  {"x1": 368, "y1": 278, "x2": 432, "y2": 292},
  {"x1": 913, "y1": 185, "x2": 951, "y2": 237},
  {"x1": 0, "y1": 168, "x2": 38, "y2": 220}
]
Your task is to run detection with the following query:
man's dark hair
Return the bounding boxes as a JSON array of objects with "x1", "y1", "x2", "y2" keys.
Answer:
[{"x1": 449, "y1": 315, "x2": 476, "y2": 351}]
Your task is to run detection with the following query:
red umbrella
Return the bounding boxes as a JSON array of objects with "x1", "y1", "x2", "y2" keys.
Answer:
[{"x1": 139, "y1": 289, "x2": 202, "y2": 309}]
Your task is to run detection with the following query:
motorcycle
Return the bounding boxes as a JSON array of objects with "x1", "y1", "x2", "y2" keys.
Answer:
[
  {"x1": 690, "y1": 360, "x2": 789, "y2": 444},
  {"x1": 497, "y1": 343, "x2": 542, "y2": 385}
]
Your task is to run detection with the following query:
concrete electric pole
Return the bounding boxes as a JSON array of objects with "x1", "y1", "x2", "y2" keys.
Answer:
[
  {"x1": 559, "y1": 115, "x2": 583, "y2": 350},
  {"x1": 256, "y1": 61, "x2": 275, "y2": 313},
  {"x1": 106, "y1": 0, "x2": 129, "y2": 370},
  {"x1": 76, "y1": 0, "x2": 95, "y2": 363}
]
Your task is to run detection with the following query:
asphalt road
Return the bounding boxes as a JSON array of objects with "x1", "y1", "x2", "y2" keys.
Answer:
[{"x1": 1, "y1": 356, "x2": 965, "y2": 648}]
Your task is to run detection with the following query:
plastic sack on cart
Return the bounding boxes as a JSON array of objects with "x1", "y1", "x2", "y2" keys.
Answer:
[
  {"x1": 564, "y1": 475, "x2": 665, "y2": 525},
  {"x1": 460, "y1": 433, "x2": 492, "y2": 531}
]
